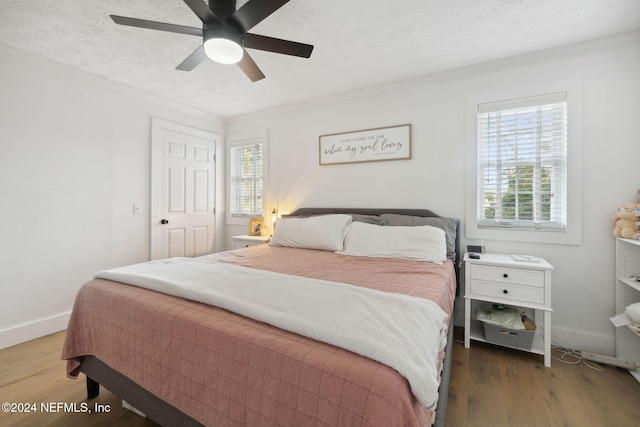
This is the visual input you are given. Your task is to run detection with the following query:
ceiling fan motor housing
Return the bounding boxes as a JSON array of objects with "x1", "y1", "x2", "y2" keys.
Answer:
[{"x1": 204, "y1": 25, "x2": 242, "y2": 46}]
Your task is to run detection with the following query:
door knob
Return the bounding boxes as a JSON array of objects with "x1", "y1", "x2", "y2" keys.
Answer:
[{"x1": 160, "y1": 219, "x2": 169, "y2": 225}]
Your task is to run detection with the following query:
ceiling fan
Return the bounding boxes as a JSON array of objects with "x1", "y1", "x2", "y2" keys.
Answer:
[{"x1": 110, "y1": 0, "x2": 314, "y2": 82}]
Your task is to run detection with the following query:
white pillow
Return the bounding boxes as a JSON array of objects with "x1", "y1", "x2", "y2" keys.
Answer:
[
  {"x1": 269, "y1": 214, "x2": 352, "y2": 251},
  {"x1": 337, "y1": 222, "x2": 447, "y2": 263}
]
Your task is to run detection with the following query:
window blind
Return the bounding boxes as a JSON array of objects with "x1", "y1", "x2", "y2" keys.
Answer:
[
  {"x1": 477, "y1": 92, "x2": 567, "y2": 231},
  {"x1": 229, "y1": 142, "x2": 263, "y2": 217}
]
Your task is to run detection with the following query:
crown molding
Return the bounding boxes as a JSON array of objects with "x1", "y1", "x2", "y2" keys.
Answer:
[
  {"x1": 0, "y1": 42, "x2": 224, "y2": 122},
  {"x1": 228, "y1": 30, "x2": 640, "y2": 122}
]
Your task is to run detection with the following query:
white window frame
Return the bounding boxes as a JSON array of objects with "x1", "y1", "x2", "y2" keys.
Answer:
[
  {"x1": 466, "y1": 81, "x2": 582, "y2": 245},
  {"x1": 226, "y1": 131, "x2": 268, "y2": 226}
]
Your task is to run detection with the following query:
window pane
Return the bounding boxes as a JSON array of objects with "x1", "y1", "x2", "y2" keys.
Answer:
[
  {"x1": 230, "y1": 143, "x2": 263, "y2": 217},
  {"x1": 477, "y1": 92, "x2": 567, "y2": 230}
]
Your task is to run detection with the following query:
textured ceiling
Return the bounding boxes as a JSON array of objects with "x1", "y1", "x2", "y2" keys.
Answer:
[{"x1": 0, "y1": 0, "x2": 638, "y2": 118}]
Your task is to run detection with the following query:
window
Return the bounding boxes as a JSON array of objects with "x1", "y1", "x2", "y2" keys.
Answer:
[
  {"x1": 227, "y1": 133, "x2": 267, "y2": 224},
  {"x1": 477, "y1": 92, "x2": 567, "y2": 231},
  {"x1": 466, "y1": 82, "x2": 582, "y2": 245}
]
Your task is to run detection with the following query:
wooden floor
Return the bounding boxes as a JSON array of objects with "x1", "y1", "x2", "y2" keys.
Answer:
[
  {"x1": 1, "y1": 329, "x2": 639, "y2": 426},
  {"x1": 446, "y1": 329, "x2": 640, "y2": 427}
]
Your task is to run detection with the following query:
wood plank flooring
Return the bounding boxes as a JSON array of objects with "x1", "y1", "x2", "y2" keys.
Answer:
[
  {"x1": 1, "y1": 328, "x2": 639, "y2": 426},
  {"x1": 446, "y1": 329, "x2": 640, "y2": 427},
  {"x1": 0, "y1": 331, "x2": 157, "y2": 427}
]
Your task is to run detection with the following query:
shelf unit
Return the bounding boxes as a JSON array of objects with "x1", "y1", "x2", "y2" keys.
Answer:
[
  {"x1": 615, "y1": 238, "x2": 640, "y2": 383},
  {"x1": 467, "y1": 305, "x2": 546, "y2": 355}
]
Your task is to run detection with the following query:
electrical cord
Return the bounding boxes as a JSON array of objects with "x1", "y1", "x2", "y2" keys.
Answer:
[
  {"x1": 550, "y1": 345, "x2": 603, "y2": 371},
  {"x1": 455, "y1": 324, "x2": 606, "y2": 371}
]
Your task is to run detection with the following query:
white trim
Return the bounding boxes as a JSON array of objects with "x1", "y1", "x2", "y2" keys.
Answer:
[
  {"x1": 226, "y1": 131, "x2": 269, "y2": 226},
  {"x1": 551, "y1": 325, "x2": 615, "y2": 357},
  {"x1": 0, "y1": 44, "x2": 224, "y2": 121},
  {"x1": 466, "y1": 79, "x2": 582, "y2": 245},
  {"x1": 227, "y1": 31, "x2": 639, "y2": 122},
  {"x1": 0, "y1": 312, "x2": 71, "y2": 350}
]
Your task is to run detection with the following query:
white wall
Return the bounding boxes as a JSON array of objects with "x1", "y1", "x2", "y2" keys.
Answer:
[
  {"x1": 0, "y1": 44, "x2": 225, "y2": 349},
  {"x1": 226, "y1": 33, "x2": 640, "y2": 355},
  {"x1": 2, "y1": 32, "x2": 638, "y2": 355}
]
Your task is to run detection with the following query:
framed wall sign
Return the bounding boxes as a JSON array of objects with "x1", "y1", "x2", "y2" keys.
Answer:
[{"x1": 319, "y1": 124, "x2": 411, "y2": 165}]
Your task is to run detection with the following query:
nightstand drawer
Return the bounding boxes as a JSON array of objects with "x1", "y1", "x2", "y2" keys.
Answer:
[
  {"x1": 470, "y1": 280, "x2": 545, "y2": 305},
  {"x1": 231, "y1": 235, "x2": 269, "y2": 250},
  {"x1": 470, "y1": 264, "x2": 544, "y2": 287}
]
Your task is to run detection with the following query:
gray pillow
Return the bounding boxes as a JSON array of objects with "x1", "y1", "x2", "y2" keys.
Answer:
[
  {"x1": 288, "y1": 213, "x2": 382, "y2": 225},
  {"x1": 379, "y1": 214, "x2": 458, "y2": 260},
  {"x1": 350, "y1": 214, "x2": 383, "y2": 225}
]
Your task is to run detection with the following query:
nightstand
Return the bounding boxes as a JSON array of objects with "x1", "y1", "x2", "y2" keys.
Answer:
[
  {"x1": 231, "y1": 235, "x2": 269, "y2": 249},
  {"x1": 464, "y1": 253, "x2": 554, "y2": 367}
]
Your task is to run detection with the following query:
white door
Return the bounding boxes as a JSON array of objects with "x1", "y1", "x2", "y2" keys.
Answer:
[{"x1": 151, "y1": 118, "x2": 218, "y2": 260}]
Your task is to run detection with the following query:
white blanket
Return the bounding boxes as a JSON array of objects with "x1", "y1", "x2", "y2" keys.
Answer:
[{"x1": 95, "y1": 257, "x2": 448, "y2": 409}]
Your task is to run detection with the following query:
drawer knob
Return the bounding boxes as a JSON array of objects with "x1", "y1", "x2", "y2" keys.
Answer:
[
  {"x1": 503, "y1": 289, "x2": 509, "y2": 294},
  {"x1": 503, "y1": 273, "x2": 509, "y2": 278}
]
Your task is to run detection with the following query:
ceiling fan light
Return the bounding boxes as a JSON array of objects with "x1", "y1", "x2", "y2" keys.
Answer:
[{"x1": 204, "y1": 37, "x2": 243, "y2": 65}]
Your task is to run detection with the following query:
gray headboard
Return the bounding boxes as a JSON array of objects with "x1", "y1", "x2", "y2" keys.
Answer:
[
  {"x1": 288, "y1": 207, "x2": 442, "y2": 218},
  {"x1": 286, "y1": 207, "x2": 460, "y2": 289}
]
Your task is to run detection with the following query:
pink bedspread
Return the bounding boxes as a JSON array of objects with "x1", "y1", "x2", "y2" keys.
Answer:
[{"x1": 62, "y1": 246, "x2": 456, "y2": 426}]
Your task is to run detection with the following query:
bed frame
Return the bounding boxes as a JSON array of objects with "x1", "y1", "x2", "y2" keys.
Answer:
[{"x1": 79, "y1": 208, "x2": 459, "y2": 427}]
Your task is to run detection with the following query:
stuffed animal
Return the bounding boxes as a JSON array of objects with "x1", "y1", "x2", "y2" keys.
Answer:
[{"x1": 612, "y1": 201, "x2": 640, "y2": 239}]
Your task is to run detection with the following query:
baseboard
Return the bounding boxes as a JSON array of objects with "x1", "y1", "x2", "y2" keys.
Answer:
[
  {"x1": 551, "y1": 325, "x2": 616, "y2": 357},
  {"x1": 1, "y1": 312, "x2": 616, "y2": 356},
  {"x1": 454, "y1": 311, "x2": 616, "y2": 355},
  {"x1": 0, "y1": 312, "x2": 71, "y2": 350}
]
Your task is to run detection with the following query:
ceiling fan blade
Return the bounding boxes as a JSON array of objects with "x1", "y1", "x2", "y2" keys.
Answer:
[
  {"x1": 237, "y1": 50, "x2": 265, "y2": 82},
  {"x1": 183, "y1": 0, "x2": 222, "y2": 25},
  {"x1": 176, "y1": 45, "x2": 208, "y2": 71},
  {"x1": 244, "y1": 33, "x2": 313, "y2": 58},
  {"x1": 110, "y1": 15, "x2": 202, "y2": 37},
  {"x1": 228, "y1": 0, "x2": 290, "y2": 33}
]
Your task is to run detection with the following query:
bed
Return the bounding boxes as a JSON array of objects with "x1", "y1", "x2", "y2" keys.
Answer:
[{"x1": 62, "y1": 208, "x2": 459, "y2": 426}]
